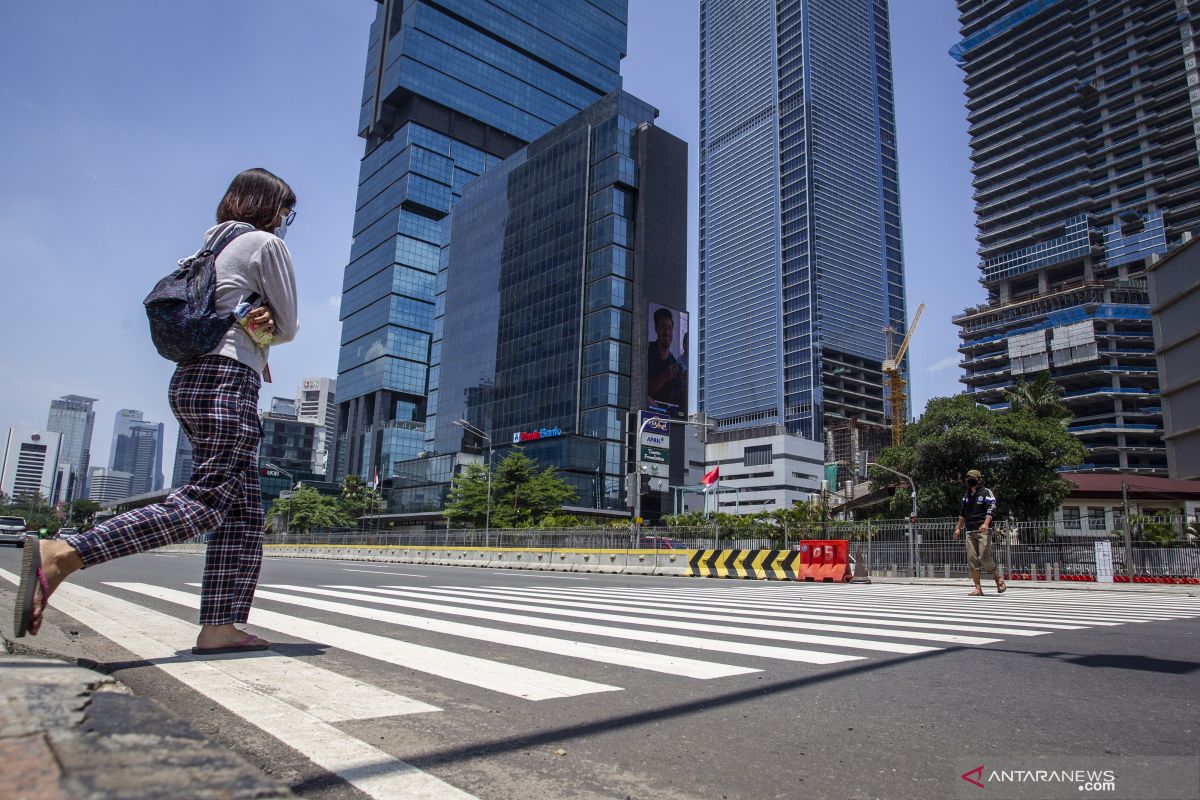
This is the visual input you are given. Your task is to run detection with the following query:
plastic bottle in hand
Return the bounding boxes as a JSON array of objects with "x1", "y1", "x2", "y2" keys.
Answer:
[{"x1": 233, "y1": 298, "x2": 274, "y2": 348}]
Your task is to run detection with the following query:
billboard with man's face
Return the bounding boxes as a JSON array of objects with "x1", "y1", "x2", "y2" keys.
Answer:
[{"x1": 646, "y1": 302, "x2": 688, "y2": 418}]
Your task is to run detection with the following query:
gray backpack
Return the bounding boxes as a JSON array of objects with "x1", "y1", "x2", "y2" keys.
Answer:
[{"x1": 143, "y1": 225, "x2": 256, "y2": 363}]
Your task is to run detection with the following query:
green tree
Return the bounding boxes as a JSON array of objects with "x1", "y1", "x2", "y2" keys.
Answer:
[
  {"x1": 268, "y1": 486, "x2": 350, "y2": 534},
  {"x1": 661, "y1": 512, "x2": 710, "y2": 528},
  {"x1": 443, "y1": 462, "x2": 492, "y2": 527},
  {"x1": 539, "y1": 513, "x2": 583, "y2": 528},
  {"x1": 444, "y1": 451, "x2": 576, "y2": 528},
  {"x1": 68, "y1": 499, "x2": 101, "y2": 530},
  {"x1": 875, "y1": 393, "x2": 1086, "y2": 520}
]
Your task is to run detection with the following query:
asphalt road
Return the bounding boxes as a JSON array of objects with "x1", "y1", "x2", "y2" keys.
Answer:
[{"x1": 3, "y1": 549, "x2": 1199, "y2": 800}]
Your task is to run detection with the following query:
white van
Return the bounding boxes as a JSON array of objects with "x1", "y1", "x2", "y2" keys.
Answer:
[{"x1": 0, "y1": 516, "x2": 28, "y2": 547}]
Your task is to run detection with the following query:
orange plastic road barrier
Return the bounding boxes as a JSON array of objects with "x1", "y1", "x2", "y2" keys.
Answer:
[{"x1": 795, "y1": 540, "x2": 851, "y2": 582}]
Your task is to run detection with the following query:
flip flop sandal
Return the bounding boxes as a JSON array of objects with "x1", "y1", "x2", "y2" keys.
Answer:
[
  {"x1": 13, "y1": 535, "x2": 51, "y2": 638},
  {"x1": 966, "y1": 589, "x2": 984, "y2": 596},
  {"x1": 191, "y1": 634, "x2": 271, "y2": 656},
  {"x1": 997, "y1": 582, "x2": 1007, "y2": 594}
]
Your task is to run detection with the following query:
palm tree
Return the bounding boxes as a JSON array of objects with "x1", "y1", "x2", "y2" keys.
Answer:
[
  {"x1": 1006, "y1": 372, "x2": 1070, "y2": 421},
  {"x1": 340, "y1": 474, "x2": 365, "y2": 503}
]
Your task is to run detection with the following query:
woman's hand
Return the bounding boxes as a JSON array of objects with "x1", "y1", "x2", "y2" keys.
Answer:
[{"x1": 247, "y1": 305, "x2": 275, "y2": 334}]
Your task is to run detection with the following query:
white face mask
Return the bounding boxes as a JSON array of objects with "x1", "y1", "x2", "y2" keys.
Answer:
[{"x1": 274, "y1": 208, "x2": 294, "y2": 240}]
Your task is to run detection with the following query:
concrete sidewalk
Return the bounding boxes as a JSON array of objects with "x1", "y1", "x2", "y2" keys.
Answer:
[{"x1": 0, "y1": 601, "x2": 293, "y2": 800}]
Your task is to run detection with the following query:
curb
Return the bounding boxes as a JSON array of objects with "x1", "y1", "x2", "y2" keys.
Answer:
[
  {"x1": 0, "y1": 655, "x2": 295, "y2": 800},
  {"x1": 0, "y1": 596, "x2": 294, "y2": 799}
]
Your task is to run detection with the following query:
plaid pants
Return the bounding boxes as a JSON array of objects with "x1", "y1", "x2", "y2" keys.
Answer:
[{"x1": 65, "y1": 356, "x2": 264, "y2": 626}]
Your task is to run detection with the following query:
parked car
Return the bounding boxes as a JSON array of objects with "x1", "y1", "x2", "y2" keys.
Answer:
[{"x1": 0, "y1": 516, "x2": 28, "y2": 547}]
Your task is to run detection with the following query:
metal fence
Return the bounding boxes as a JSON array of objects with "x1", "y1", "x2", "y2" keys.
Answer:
[
  {"x1": 252, "y1": 515, "x2": 1200, "y2": 578},
  {"x1": 852, "y1": 519, "x2": 1200, "y2": 580}
]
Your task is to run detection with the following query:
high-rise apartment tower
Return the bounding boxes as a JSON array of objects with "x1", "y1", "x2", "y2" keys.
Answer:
[
  {"x1": 952, "y1": 0, "x2": 1200, "y2": 475},
  {"x1": 2, "y1": 428, "x2": 63, "y2": 503},
  {"x1": 296, "y1": 377, "x2": 336, "y2": 477}
]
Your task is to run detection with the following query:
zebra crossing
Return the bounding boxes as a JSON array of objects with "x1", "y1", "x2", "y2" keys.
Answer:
[{"x1": 5, "y1": 566, "x2": 1200, "y2": 800}]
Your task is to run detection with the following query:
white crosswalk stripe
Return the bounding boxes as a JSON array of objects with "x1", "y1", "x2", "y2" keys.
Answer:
[
  {"x1": 112, "y1": 582, "x2": 621, "y2": 700},
  {"x1": 542, "y1": 586, "x2": 1168, "y2": 626},
  {"x1": 7, "y1": 565, "x2": 1199, "y2": 800},
  {"x1": 224, "y1": 584, "x2": 764, "y2": 680},
  {"x1": 487, "y1": 585, "x2": 1090, "y2": 629},
  {"x1": 454, "y1": 584, "x2": 1056, "y2": 637},
  {"x1": 326, "y1": 583, "x2": 997, "y2": 647},
  {"x1": 545, "y1": 585, "x2": 1200, "y2": 625},
  {"x1": 281, "y1": 584, "x2": 938, "y2": 654},
  {"x1": 249, "y1": 583, "x2": 864, "y2": 665}
]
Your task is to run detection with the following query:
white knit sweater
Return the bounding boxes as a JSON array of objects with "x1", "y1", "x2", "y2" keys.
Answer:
[{"x1": 198, "y1": 221, "x2": 299, "y2": 376}]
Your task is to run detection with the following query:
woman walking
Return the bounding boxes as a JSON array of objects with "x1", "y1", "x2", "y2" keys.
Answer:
[{"x1": 14, "y1": 168, "x2": 299, "y2": 654}]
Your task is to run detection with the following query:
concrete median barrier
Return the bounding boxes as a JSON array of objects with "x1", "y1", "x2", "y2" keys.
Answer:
[{"x1": 246, "y1": 543, "x2": 858, "y2": 581}]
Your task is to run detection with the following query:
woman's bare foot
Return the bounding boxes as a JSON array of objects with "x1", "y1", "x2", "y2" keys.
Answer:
[
  {"x1": 30, "y1": 539, "x2": 84, "y2": 635},
  {"x1": 195, "y1": 623, "x2": 269, "y2": 651}
]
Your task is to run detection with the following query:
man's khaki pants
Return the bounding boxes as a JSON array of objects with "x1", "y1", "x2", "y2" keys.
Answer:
[{"x1": 965, "y1": 530, "x2": 996, "y2": 574}]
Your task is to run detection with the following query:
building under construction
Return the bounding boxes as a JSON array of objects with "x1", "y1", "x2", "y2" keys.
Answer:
[
  {"x1": 825, "y1": 417, "x2": 893, "y2": 473},
  {"x1": 952, "y1": 0, "x2": 1200, "y2": 476}
]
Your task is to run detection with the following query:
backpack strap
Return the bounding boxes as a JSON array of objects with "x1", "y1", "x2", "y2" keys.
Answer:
[{"x1": 204, "y1": 223, "x2": 255, "y2": 258}]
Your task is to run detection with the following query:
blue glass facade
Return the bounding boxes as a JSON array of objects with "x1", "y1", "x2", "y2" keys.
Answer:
[
  {"x1": 337, "y1": 0, "x2": 627, "y2": 481},
  {"x1": 431, "y1": 91, "x2": 686, "y2": 511},
  {"x1": 699, "y1": 0, "x2": 906, "y2": 441}
]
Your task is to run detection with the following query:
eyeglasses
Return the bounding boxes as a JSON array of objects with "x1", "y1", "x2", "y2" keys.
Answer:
[{"x1": 281, "y1": 209, "x2": 296, "y2": 226}]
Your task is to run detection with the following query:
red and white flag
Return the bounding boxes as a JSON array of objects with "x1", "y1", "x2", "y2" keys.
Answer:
[
  {"x1": 372, "y1": 467, "x2": 380, "y2": 490},
  {"x1": 701, "y1": 466, "x2": 719, "y2": 489}
]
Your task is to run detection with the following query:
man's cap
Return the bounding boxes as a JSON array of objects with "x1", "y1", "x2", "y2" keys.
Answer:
[{"x1": 966, "y1": 469, "x2": 982, "y2": 479}]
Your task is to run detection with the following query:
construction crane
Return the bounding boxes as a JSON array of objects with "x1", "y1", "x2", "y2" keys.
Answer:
[{"x1": 883, "y1": 302, "x2": 924, "y2": 447}]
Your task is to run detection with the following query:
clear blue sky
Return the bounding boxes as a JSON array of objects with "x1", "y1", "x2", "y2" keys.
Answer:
[{"x1": 0, "y1": 1, "x2": 978, "y2": 476}]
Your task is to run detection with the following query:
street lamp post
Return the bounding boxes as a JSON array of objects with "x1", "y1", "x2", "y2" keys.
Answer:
[
  {"x1": 454, "y1": 419, "x2": 492, "y2": 547},
  {"x1": 867, "y1": 461, "x2": 918, "y2": 576}
]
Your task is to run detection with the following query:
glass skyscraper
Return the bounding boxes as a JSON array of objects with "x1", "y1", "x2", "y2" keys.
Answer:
[
  {"x1": 425, "y1": 91, "x2": 687, "y2": 514},
  {"x1": 698, "y1": 0, "x2": 907, "y2": 441},
  {"x1": 112, "y1": 422, "x2": 164, "y2": 497},
  {"x1": 953, "y1": 0, "x2": 1200, "y2": 475},
  {"x1": 335, "y1": 0, "x2": 629, "y2": 481},
  {"x1": 46, "y1": 394, "x2": 96, "y2": 502}
]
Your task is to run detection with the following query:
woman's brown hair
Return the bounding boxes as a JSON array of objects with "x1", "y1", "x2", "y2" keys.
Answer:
[{"x1": 215, "y1": 168, "x2": 297, "y2": 232}]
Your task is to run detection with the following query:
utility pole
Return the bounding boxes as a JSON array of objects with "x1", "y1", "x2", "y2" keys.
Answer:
[
  {"x1": 867, "y1": 461, "x2": 917, "y2": 577},
  {"x1": 454, "y1": 419, "x2": 493, "y2": 546},
  {"x1": 1121, "y1": 480, "x2": 1134, "y2": 580}
]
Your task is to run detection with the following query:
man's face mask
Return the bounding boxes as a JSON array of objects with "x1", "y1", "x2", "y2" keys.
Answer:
[{"x1": 967, "y1": 478, "x2": 979, "y2": 488}]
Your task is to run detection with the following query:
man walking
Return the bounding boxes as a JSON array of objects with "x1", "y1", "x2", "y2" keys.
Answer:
[{"x1": 953, "y1": 469, "x2": 1007, "y2": 596}]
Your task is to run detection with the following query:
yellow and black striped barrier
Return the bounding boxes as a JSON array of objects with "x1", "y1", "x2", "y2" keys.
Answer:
[{"x1": 688, "y1": 549, "x2": 804, "y2": 580}]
